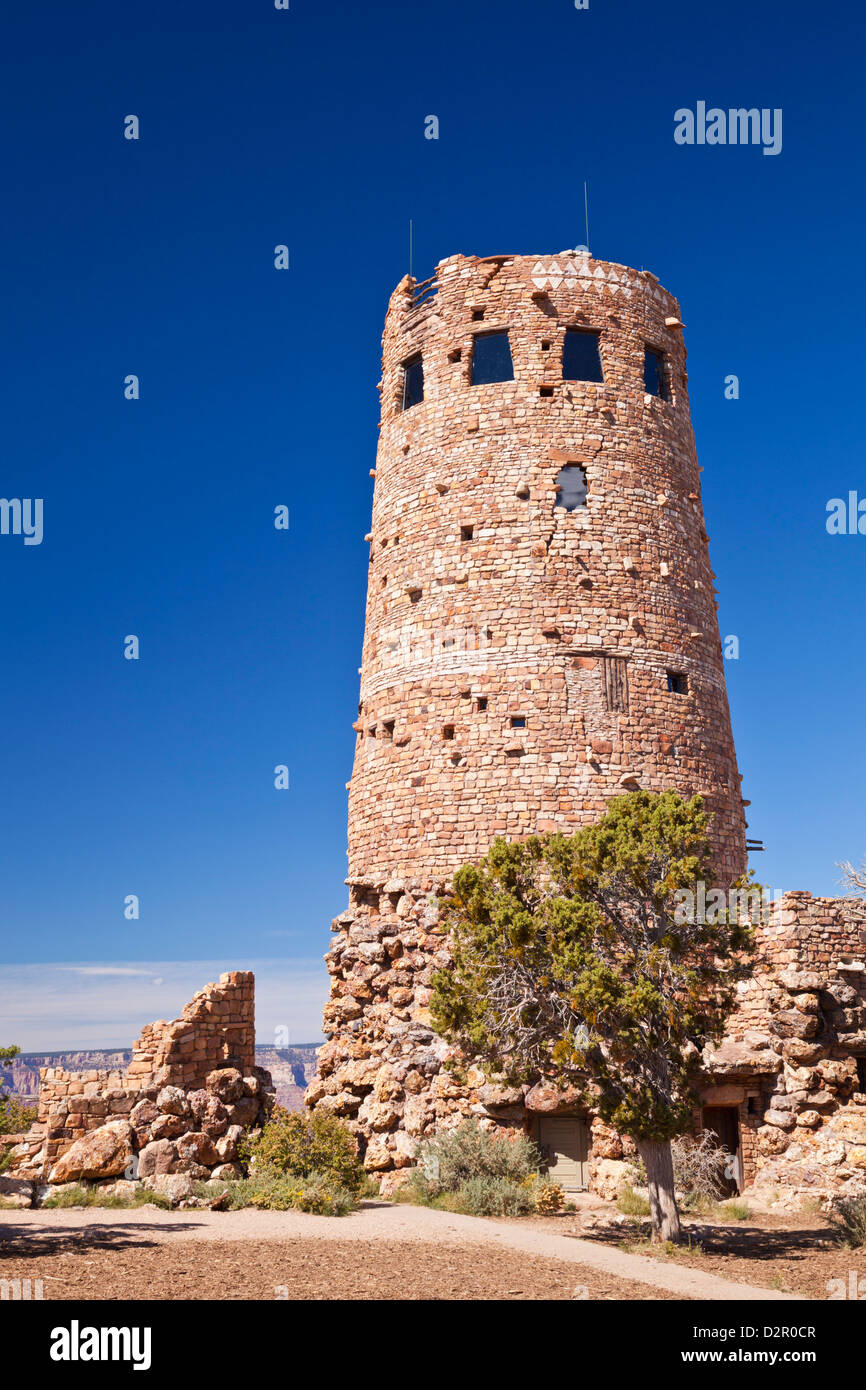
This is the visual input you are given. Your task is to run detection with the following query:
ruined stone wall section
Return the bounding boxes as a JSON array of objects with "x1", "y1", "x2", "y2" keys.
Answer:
[
  {"x1": 704, "y1": 894, "x2": 866, "y2": 1199},
  {"x1": 9, "y1": 972, "x2": 269, "y2": 1184},
  {"x1": 347, "y1": 251, "x2": 747, "y2": 888}
]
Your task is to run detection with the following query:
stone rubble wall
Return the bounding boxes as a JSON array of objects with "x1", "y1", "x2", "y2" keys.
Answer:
[
  {"x1": 311, "y1": 889, "x2": 866, "y2": 1202},
  {"x1": 7, "y1": 972, "x2": 273, "y2": 1187},
  {"x1": 702, "y1": 893, "x2": 866, "y2": 1203}
]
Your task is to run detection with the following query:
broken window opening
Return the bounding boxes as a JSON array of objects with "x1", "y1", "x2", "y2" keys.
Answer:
[
  {"x1": 644, "y1": 347, "x2": 670, "y2": 400},
  {"x1": 471, "y1": 332, "x2": 514, "y2": 385},
  {"x1": 562, "y1": 329, "x2": 603, "y2": 383},
  {"x1": 667, "y1": 671, "x2": 688, "y2": 695},
  {"x1": 554, "y1": 463, "x2": 588, "y2": 512},
  {"x1": 402, "y1": 354, "x2": 424, "y2": 411}
]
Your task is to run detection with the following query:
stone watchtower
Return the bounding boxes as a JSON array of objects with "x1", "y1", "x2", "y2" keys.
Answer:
[{"x1": 310, "y1": 250, "x2": 748, "y2": 1176}]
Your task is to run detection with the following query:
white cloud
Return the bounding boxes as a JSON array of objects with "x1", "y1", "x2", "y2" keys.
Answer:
[{"x1": 0, "y1": 959, "x2": 328, "y2": 1052}]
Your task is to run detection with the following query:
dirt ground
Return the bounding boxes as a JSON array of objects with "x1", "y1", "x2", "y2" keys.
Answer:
[
  {"x1": 0, "y1": 1227, "x2": 682, "y2": 1301},
  {"x1": 521, "y1": 1208, "x2": 863, "y2": 1302}
]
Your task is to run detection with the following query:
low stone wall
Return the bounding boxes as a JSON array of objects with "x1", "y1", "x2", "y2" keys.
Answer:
[
  {"x1": 7, "y1": 972, "x2": 273, "y2": 1190},
  {"x1": 311, "y1": 888, "x2": 866, "y2": 1202}
]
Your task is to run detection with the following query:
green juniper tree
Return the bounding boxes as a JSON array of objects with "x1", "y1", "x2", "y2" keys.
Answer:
[
  {"x1": 431, "y1": 791, "x2": 755, "y2": 1241},
  {"x1": 0, "y1": 1045, "x2": 37, "y2": 1138}
]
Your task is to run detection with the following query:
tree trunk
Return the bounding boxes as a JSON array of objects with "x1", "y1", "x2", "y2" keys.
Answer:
[{"x1": 636, "y1": 1139, "x2": 682, "y2": 1242}]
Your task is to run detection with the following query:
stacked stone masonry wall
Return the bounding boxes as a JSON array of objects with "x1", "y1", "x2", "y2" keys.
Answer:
[{"x1": 8, "y1": 973, "x2": 272, "y2": 1188}]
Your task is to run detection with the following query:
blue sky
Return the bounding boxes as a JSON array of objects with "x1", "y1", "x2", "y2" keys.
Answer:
[{"x1": 1, "y1": 0, "x2": 864, "y2": 1048}]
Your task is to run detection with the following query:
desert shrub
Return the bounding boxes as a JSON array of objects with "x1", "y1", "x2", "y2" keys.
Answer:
[
  {"x1": 828, "y1": 1196, "x2": 866, "y2": 1248},
  {"x1": 718, "y1": 1199, "x2": 751, "y2": 1222},
  {"x1": 200, "y1": 1168, "x2": 354, "y2": 1216},
  {"x1": 449, "y1": 1175, "x2": 535, "y2": 1217},
  {"x1": 416, "y1": 1120, "x2": 542, "y2": 1192},
  {"x1": 0, "y1": 1095, "x2": 36, "y2": 1137},
  {"x1": 522, "y1": 1174, "x2": 566, "y2": 1214},
  {"x1": 241, "y1": 1107, "x2": 363, "y2": 1193},
  {"x1": 617, "y1": 1184, "x2": 651, "y2": 1217},
  {"x1": 42, "y1": 1185, "x2": 171, "y2": 1210},
  {"x1": 671, "y1": 1132, "x2": 731, "y2": 1203}
]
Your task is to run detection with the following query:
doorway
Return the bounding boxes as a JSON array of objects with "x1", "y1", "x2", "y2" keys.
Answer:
[
  {"x1": 536, "y1": 1116, "x2": 589, "y2": 1191},
  {"x1": 702, "y1": 1106, "x2": 741, "y2": 1195}
]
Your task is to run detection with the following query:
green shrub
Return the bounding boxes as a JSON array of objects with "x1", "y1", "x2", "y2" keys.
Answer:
[
  {"x1": 527, "y1": 1176, "x2": 566, "y2": 1214},
  {"x1": 453, "y1": 1175, "x2": 535, "y2": 1217},
  {"x1": 241, "y1": 1107, "x2": 363, "y2": 1193},
  {"x1": 197, "y1": 1168, "x2": 355, "y2": 1216},
  {"x1": 0, "y1": 1095, "x2": 37, "y2": 1137},
  {"x1": 828, "y1": 1196, "x2": 866, "y2": 1248},
  {"x1": 617, "y1": 1184, "x2": 651, "y2": 1217},
  {"x1": 42, "y1": 1185, "x2": 171, "y2": 1210},
  {"x1": 416, "y1": 1120, "x2": 542, "y2": 1192},
  {"x1": 718, "y1": 1199, "x2": 751, "y2": 1222}
]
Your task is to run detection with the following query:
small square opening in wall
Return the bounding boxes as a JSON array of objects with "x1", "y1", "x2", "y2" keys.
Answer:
[
  {"x1": 448, "y1": 347, "x2": 462, "y2": 363},
  {"x1": 475, "y1": 696, "x2": 488, "y2": 712},
  {"x1": 857, "y1": 1057, "x2": 866, "y2": 1092},
  {"x1": 541, "y1": 340, "x2": 551, "y2": 351},
  {"x1": 510, "y1": 716, "x2": 526, "y2": 729},
  {"x1": 402, "y1": 354, "x2": 424, "y2": 410},
  {"x1": 554, "y1": 463, "x2": 588, "y2": 512},
  {"x1": 667, "y1": 671, "x2": 689, "y2": 694},
  {"x1": 383, "y1": 720, "x2": 395, "y2": 740},
  {"x1": 460, "y1": 524, "x2": 474, "y2": 541},
  {"x1": 540, "y1": 386, "x2": 554, "y2": 398},
  {"x1": 442, "y1": 725, "x2": 455, "y2": 740},
  {"x1": 472, "y1": 309, "x2": 485, "y2": 321}
]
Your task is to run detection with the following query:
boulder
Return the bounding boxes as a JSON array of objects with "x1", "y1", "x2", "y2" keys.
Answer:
[
  {"x1": 205, "y1": 1068, "x2": 244, "y2": 1104},
  {"x1": 48, "y1": 1121, "x2": 134, "y2": 1183},
  {"x1": 151, "y1": 1113, "x2": 190, "y2": 1141},
  {"x1": 137, "y1": 1138, "x2": 177, "y2": 1178},
  {"x1": 142, "y1": 1173, "x2": 194, "y2": 1205},
  {"x1": 156, "y1": 1086, "x2": 189, "y2": 1117},
  {"x1": 189, "y1": 1090, "x2": 229, "y2": 1137},
  {"x1": 175, "y1": 1131, "x2": 220, "y2": 1167},
  {"x1": 215, "y1": 1125, "x2": 244, "y2": 1163}
]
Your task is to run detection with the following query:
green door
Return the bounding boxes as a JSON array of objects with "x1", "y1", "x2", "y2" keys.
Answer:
[{"x1": 537, "y1": 1116, "x2": 589, "y2": 1190}]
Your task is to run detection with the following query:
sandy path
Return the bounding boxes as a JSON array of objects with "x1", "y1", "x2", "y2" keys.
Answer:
[{"x1": 0, "y1": 1202, "x2": 805, "y2": 1301}]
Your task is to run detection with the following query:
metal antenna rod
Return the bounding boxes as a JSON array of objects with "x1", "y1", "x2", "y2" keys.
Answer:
[{"x1": 409, "y1": 219, "x2": 413, "y2": 279}]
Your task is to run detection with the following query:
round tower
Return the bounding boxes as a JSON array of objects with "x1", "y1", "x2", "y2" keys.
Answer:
[{"x1": 312, "y1": 250, "x2": 747, "y2": 1175}]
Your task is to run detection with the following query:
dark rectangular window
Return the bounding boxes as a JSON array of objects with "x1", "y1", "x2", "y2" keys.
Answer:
[
  {"x1": 402, "y1": 355, "x2": 424, "y2": 410},
  {"x1": 857, "y1": 1057, "x2": 866, "y2": 1092},
  {"x1": 562, "y1": 329, "x2": 603, "y2": 383},
  {"x1": 510, "y1": 716, "x2": 526, "y2": 729},
  {"x1": 460, "y1": 525, "x2": 474, "y2": 541},
  {"x1": 667, "y1": 671, "x2": 688, "y2": 695},
  {"x1": 471, "y1": 332, "x2": 514, "y2": 385},
  {"x1": 602, "y1": 657, "x2": 629, "y2": 713},
  {"x1": 644, "y1": 348, "x2": 670, "y2": 399},
  {"x1": 554, "y1": 463, "x2": 587, "y2": 512},
  {"x1": 475, "y1": 696, "x2": 488, "y2": 712}
]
